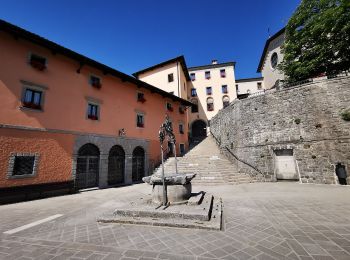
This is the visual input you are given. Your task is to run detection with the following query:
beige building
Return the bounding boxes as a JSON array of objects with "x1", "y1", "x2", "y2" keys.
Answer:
[
  {"x1": 133, "y1": 56, "x2": 190, "y2": 100},
  {"x1": 134, "y1": 58, "x2": 236, "y2": 142},
  {"x1": 257, "y1": 28, "x2": 285, "y2": 89},
  {"x1": 187, "y1": 60, "x2": 236, "y2": 140},
  {"x1": 235, "y1": 77, "x2": 264, "y2": 98}
]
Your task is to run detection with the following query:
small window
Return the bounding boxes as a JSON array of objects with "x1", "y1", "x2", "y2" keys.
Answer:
[
  {"x1": 29, "y1": 54, "x2": 46, "y2": 71},
  {"x1": 235, "y1": 84, "x2": 239, "y2": 93},
  {"x1": 13, "y1": 156, "x2": 35, "y2": 176},
  {"x1": 137, "y1": 114, "x2": 144, "y2": 127},
  {"x1": 137, "y1": 92, "x2": 146, "y2": 103},
  {"x1": 222, "y1": 85, "x2": 228, "y2": 94},
  {"x1": 90, "y1": 75, "x2": 102, "y2": 89},
  {"x1": 166, "y1": 102, "x2": 173, "y2": 112},
  {"x1": 190, "y1": 73, "x2": 196, "y2": 81},
  {"x1": 191, "y1": 88, "x2": 197, "y2": 97},
  {"x1": 23, "y1": 88, "x2": 42, "y2": 110},
  {"x1": 168, "y1": 73, "x2": 174, "y2": 82},
  {"x1": 191, "y1": 99, "x2": 198, "y2": 113},
  {"x1": 223, "y1": 95, "x2": 230, "y2": 108},
  {"x1": 271, "y1": 52, "x2": 278, "y2": 69},
  {"x1": 220, "y1": 69, "x2": 226, "y2": 78},
  {"x1": 206, "y1": 87, "x2": 212, "y2": 95},
  {"x1": 205, "y1": 71, "x2": 211, "y2": 79},
  {"x1": 180, "y1": 144, "x2": 185, "y2": 155},
  {"x1": 87, "y1": 103, "x2": 99, "y2": 120},
  {"x1": 257, "y1": 82, "x2": 262, "y2": 90},
  {"x1": 207, "y1": 97, "x2": 214, "y2": 111},
  {"x1": 179, "y1": 106, "x2": 185, "y2": 114},
  {"x1": 179, "y1": 124, "x2": 184, "y2": 134}
]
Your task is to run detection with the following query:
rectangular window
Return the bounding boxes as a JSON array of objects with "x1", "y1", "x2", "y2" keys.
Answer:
[
  {"x1": 207, "y1": 103, "x2": 214, "y2": 111},
  {"x1": 90, "y1": 75, "x2": 102, "y2": 88},
  {"x1": 13, "y1": 156, "x2": 35, "y2": 176},
  {"x1": 137, "y1": 114, "x2": 144, "y2": 127},
  {"x1": 235, "y1": 84, "x2": 239, "y2": 93},
  {"x1": 179, "y1": 124, "x2": 184, "y2": 134},
  {"x1": 205, "y1": 71, "x2": 211, "y2": 79},
  {"x1": 87, "y1": 103, "x2": 99, "y2": 120},
  {"x1": 222, "y1": 85, "x2": 228, "y2": 93},
  {"x1": 190, "y1": 73, "x2": 195, "y2": 81},
  {"x1": 191, "y1": 88, "x2": 197, "y2": 97},
  {"x1": 220, "y1": 69, "x2": 226, "y2": 78},
  {"x1": 257, "y1": 82, "x2": 262, "y2": 90},
  {"x1": 137, "y1": 92, "x2": 146, "y2": 103},
  {"x1": 166, "y1": 102, "x2": 173, "y2": 111},
  {"x1": 180, "y1": 144, "x2": 185, "y2": 155},
  {"x1": 29, "y1": 54, "x2": 46, "y2": 71},
  {"x1": 206, "y1": 87, "x2": 212, "y2": 95},
  {"x1": 179, "y1": 106, "x2": 185, "y2": 114},
  {"x1": 23, "y1": 88, "x2": 42, "y2": 110},
  {"x1": 168, "y1": 73, "x2": 174, "y2": 82}
]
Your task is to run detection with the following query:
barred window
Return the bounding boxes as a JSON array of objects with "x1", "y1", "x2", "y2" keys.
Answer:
[{"x1": 13, "y1": 156, "x2": 35, "y2": 176}]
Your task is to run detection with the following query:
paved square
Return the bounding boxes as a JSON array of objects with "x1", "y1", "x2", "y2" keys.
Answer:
[{"x1": 0, "y1": 183, "x2": 350, "y2": 259}]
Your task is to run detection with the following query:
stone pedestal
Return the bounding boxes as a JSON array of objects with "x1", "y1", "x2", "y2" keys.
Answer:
[
  {"x1": 142, "y1": 173, "x2": 196, "y2": 204},
  {"x1": 152, "y1": 183, "x2": 191, "y2": 204}
]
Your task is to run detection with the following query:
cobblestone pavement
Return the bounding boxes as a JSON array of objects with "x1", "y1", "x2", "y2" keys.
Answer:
[{"x1": 0, "y1": 183, "x2": 350, "y2": 260}]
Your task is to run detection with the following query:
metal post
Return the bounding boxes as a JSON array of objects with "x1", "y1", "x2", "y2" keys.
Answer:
[
  {"x1": 173, "y1": 141, "x2": 178, "y2": 175},
  {"x1": 160, "y1": 143, "x2": 167, "y2": 206}
]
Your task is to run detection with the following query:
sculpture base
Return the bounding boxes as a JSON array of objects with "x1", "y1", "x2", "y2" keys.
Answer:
[
  {"x1": 152, "y1": 183, "x2": 191, "y2": 205},
  {"x1": 143, "y1": 173, "x2": 196, "y2": 204},
  {"x1": 97, "y1": 192, "x2": 223, "y2": 230}
]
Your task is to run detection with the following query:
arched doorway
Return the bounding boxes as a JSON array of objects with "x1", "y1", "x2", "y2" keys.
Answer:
[
  {"x1": 191, "y1": 120, "x2": 207, "y2": 141},
  {"x1": 108, "y1": 145, "x2": 125, "y2": 185},
  {"x1": 76, "y1": 143, "x2": 100, "y2": 189},
  {"x1": 132, "y1": 146, "x2": 145, "y2": 182}
]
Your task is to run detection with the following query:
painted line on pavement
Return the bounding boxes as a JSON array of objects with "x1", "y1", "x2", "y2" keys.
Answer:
[{"x1": 3, "y1": 214, "x2": 63, "y2": 235}]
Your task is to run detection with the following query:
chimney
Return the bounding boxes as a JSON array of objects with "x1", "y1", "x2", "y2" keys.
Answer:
[{"x1": 211, "y1": 59, "x2": 218, "y2": 64}]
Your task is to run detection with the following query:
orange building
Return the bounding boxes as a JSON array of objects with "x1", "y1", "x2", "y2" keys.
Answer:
[{"x1": 0, "y1": 20, "x2": 192, "y2": 202}]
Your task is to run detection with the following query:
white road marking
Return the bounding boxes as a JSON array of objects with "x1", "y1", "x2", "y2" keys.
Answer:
[{"x1": 3, "y1": 214, "x2": 63, "y2": 235}]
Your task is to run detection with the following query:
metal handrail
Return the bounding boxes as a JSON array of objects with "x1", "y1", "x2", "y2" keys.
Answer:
[{"x1": 210, "y1": 131, "x2": 265, "y2": 176}]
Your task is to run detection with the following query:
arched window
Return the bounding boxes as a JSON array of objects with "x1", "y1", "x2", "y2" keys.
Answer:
[
  {"x1": 207, "y1": 97, "x2": 214, "y2": 111},
  {"x1": 222, "y1": 95, "x2": 230, "y2": 108},
  {"x1": 271, "y1": 52, "x2": 278, "y2": 69},
  {"x1": 191, "y1": 98, "x2": 198, "y2": 113}
]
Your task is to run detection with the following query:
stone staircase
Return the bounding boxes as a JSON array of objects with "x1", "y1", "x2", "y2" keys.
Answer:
[{"x1": 153, "y1": 135, "x2": 254, "y2": 185}]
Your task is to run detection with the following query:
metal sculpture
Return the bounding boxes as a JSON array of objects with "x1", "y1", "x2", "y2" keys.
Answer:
[{"x1": 158, "y1": 115, "x2": 178, "y2": 205}]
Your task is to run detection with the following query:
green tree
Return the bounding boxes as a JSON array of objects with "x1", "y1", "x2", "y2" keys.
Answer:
[{"x1": 280, "y1": 0, "x2": 350, "y2": 82}]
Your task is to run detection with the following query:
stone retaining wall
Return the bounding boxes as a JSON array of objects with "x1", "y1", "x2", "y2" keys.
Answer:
[{"x1": 210, "y1": 76, "x2": 350, "y2": 184}]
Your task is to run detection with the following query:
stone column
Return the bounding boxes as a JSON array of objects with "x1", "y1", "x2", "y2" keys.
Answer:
[
  {"x1": 125, "y1": 153, "x2": 133, "y2": 185},
  {"x1": 99, "y1": 154, "x2": 108, "y2": 188}
]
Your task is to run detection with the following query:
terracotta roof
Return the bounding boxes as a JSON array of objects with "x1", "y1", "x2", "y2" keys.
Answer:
[
  {"x1": 133, "y1": 56, "x2": 191, "y2": 81},
  {"x1": 256, "y1": 27, "x2": 285, "y2": 73},
  {"x1": 0, "y1": 19, "x2": 193, "y2": 106}
]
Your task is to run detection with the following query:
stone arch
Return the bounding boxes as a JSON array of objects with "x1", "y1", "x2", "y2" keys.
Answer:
[
  {"x1": 132, "y1": 146, "x2": 145, "y2": 182},
  {"x1": 108, "y1": 145, "x2": 125, "y2": 185},
  {"x1": 76, "y1": 143, "x2": 100, "y2": 189},
  {"x1": 191, "y1": 119, "x2": 207, "y2": 140}
]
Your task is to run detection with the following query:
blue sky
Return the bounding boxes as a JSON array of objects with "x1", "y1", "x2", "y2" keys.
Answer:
[{"x1": 0, "y1": 0, "x2": 300, "y2": 79}]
